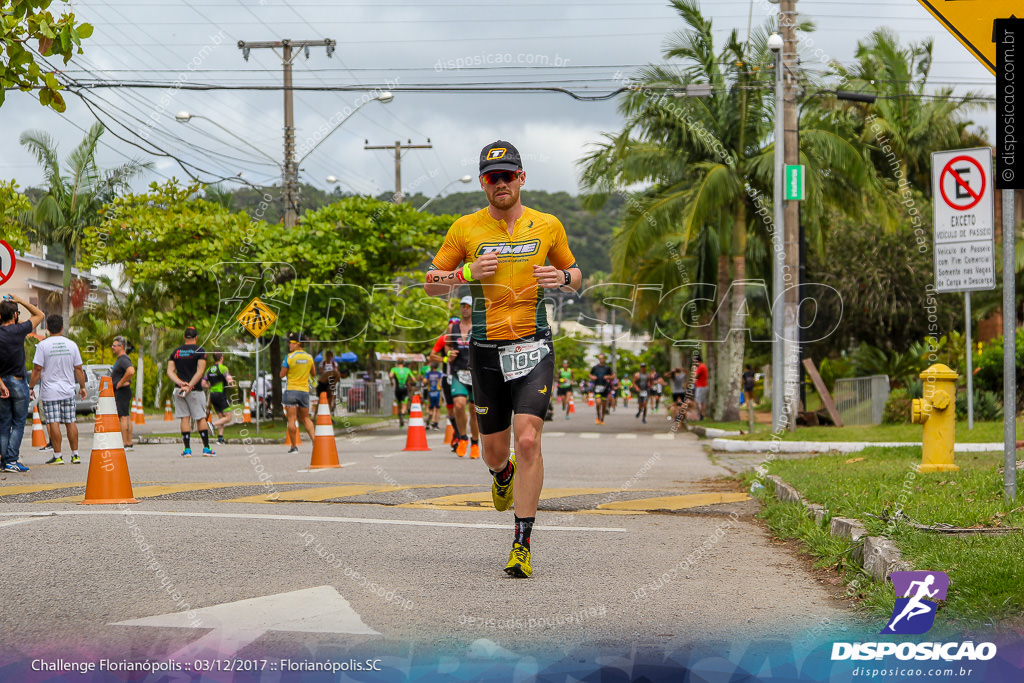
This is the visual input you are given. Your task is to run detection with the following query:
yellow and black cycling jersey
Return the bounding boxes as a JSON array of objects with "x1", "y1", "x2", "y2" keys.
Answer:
[{"x1": 429, "y1": 206, "x2": 577, "y2": 341}]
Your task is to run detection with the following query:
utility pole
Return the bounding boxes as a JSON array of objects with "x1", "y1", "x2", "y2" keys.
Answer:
[
  {"x1": 364, "y1": 139, "x2": 433, "y2": 203},
  {"x1": 238, "y1": 38, "x2": 335, "y2": 228},
  {"x1": 780, "y1": 0, "x2": 801, "y2": 431}
]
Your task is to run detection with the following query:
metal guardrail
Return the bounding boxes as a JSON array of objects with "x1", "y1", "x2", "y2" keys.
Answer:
[
  {"x1": 834, "y1": 375, "x2": 890, "y2": 425},
  {"x1": 335, "y1": 379, "x2": 395, "y2": 417}
]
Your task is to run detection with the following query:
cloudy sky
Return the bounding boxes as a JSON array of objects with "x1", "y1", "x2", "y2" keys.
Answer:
[{"x1": 0, "y1": 0, "x2": 997, "y2": 200}]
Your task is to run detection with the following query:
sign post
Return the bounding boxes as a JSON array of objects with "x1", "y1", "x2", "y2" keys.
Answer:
[
  {"x1": 237, "y1": 297, "x2": 278, "y2": 435},
  {"x1": 995, "y1": 17, "x2": 1022, "y2": 502}
]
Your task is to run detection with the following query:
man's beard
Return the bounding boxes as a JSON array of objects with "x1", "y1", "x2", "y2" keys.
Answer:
[{"x1": 489, "y1": 189, "x2": 517, "y2": 210}]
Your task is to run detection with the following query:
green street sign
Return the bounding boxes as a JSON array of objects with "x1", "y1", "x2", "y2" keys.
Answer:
[{"x1": 785, "y1": 165, "x2": 805, "y2": 201}]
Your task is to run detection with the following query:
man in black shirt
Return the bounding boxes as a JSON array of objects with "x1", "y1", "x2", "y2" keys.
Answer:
[
  {"x1": 167, "y1": 326, "x2": 211, "y2": 457},
  {"x1": 110, "y1": 336, "x2": 136, "y2": 449},
  {"x1": 0, "y1": 294, "x2": 45, "y2": 472},
  {"x1": 588, "y1": 353, "x2": 614, "y2": 425}
]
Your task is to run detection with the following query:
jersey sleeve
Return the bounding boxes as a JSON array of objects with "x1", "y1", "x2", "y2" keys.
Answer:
[
  {"x1": 432, "y1": 334, "x2": 446, "y2": 353},
  {"x1": 428, "y1": 221, "x2": 467, "y2": 272},
  {"x1": 546, "y1": 216, "x2": 577, "y2": 270}
]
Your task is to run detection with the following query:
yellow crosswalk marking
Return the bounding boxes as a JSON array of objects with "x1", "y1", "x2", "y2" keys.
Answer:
[
  {"x1": 42, "y1": 482, "x2": 256, "y2": 503},
  {"x1": 397, "y1": 487, "x2": 625, "y2": 510},
  {"x1": 597, "y1": 492, "x2": 749, "y2": 511},
  {"x1": 221, "y1": 483, "x2": 463, "y2": 504},
  {"x1": 0, "y1": 483, "x2": 84, "y2": 497}
]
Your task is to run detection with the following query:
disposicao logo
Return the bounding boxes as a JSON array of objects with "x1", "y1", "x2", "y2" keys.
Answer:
[
  {"x1": 831, "y1": 571, "x2": 997, "y2": 663},
  {"x1": 487, "y1": 148, "x2": 507, "y2": 160},
  {"x1": 883, "y1": 570, "x2": 948, "y2": 635}
]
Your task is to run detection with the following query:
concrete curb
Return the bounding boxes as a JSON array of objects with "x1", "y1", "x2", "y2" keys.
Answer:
[
  {"x1": 693, "y1": 426, "x2": 744, "y2": 438},
  {"x1": 765, "y1": 475, "x2": 909, "y2": 582},
  {"x1": 714, "y1": 439, "x2": 1007, "y2": 454}
]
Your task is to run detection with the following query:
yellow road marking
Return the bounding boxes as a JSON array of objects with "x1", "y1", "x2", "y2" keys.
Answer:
[
  {"x1": 397, "y1": 487, "x2": 625, "y2": 509},
  {"x1": 0, "y1": 483, "x2": 85, "y2": 497},
  {"x1": 42, "y1": 482, "x2": 257, "y2": 503},
  {"x1": 597, "y1": 492, "x2": 749, "y2": 511},
  {"x1": 222, "y1": 483, "x2": 463, "y2": 504}
]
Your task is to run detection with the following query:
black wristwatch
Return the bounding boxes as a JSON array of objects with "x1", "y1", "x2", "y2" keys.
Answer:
[{"x1": 562, "y1": 269, "x2": 572, "y2": 286}]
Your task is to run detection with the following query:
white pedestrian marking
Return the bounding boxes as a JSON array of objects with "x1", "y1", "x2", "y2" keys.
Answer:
[
  {"x1": 3, "y1": 510, "x2": 627, "y2": 533},
  {"x1": 653, "y1": 433, "x2": 675, "y2": 440},
  {"x1": 615, "y1": 433, "x2": 638, "y2": 439},
  {"x1": 115, "y1": 586, "x2": 378, "y2": 659},
  {"x1": 0, "y1": 517, "x2": 46, "y2": 529},
  {"x1": 580, "y1": 433, "x2": 599, "y2": 439}
]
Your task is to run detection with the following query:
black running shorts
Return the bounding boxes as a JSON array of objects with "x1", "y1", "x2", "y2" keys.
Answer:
[
  {"x1": 210, "y1": 391, "x2": 230, "y2": 414},
  {"x1": 469, "y1": 333, "x2": 555, "y2": 435}
]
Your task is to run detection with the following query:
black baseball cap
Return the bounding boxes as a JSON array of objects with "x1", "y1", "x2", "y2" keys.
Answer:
[
  {"x1": 287, "y1": 331, "x2": 305, "y2": 344},
  {"x1": 479, "y1": 141, "x2": 522, "y2": 174},
  {"x1": 184, "y1": 326, "x2": 198, "y2": 338}
]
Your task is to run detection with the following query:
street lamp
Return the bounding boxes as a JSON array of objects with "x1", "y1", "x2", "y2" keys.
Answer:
[
  {"x1": 175, "y1": 111, "x2": 281, "y2": 167},
  {"x1": 418, "y1": 175, "x2": 472, "y2": 211},
  {"x1": 768, "y1": 31, "x2": 786, "y2": 432}
]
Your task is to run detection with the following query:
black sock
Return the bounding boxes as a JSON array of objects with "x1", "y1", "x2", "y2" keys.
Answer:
[
  {"x1": 514, "y1": 515, "x2": 535, "y2": 549},
  {"x1": 471, "y1": 439, "x2": 478, "y2": 446},
  {"x1": 491, "y1": 459, "x2": 514, "y2": 486},
  {"x1": 182, "y1": 432, "x2": 191, "y2": 449},
  {"x1": 200, "y1": 430, "x2": 210, "y2": 449}
]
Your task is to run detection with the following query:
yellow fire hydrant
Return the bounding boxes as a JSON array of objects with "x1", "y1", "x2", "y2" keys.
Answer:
[{"x1": 911, "y1": 363, "x2": 959, "y2": 473}]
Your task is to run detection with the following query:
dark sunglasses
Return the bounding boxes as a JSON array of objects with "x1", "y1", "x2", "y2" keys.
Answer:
[{"x1": 481, "y1": 170, "x2": 521, "y2": 185}]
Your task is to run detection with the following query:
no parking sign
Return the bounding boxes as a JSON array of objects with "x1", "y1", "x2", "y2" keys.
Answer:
[
  {"x1": 0, "y1": 240, "x2": 15, "y2": 287},
  {"x1": 930, "y1": 147, "x2": 996, "y2": 293}
]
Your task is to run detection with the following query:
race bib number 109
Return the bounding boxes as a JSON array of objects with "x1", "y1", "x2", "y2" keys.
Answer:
[{"x1": 498, "y1": 341, "x2": 549, "y2": 382}]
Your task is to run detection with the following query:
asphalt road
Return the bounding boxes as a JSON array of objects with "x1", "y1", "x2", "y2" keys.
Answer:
[{"x1": 0, "y1": 402, "x2": 870, "y2": 677}]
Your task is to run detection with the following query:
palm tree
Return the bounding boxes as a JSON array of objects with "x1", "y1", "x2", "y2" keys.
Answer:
[
  {"x1": 19, "y1": 122, "x2": 150, "y2": 321},
  {"x1": 579, "y1": 0, "x2": 866, "y2": 420}
]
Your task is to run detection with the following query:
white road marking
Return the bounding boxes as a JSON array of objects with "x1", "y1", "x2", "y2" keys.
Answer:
[
  {"x1": 545, "y1": 432, "x2": 566, "y2": 437},
  {"x1": 580, "y1": 433, "x2": 600, "y2": 439},
  {"x1": 295, "y1": 462, "x2": 358, "y2": 472},
  {"x1": 0, "y1": 517, "x2": 46, "y2": 529},
  {"x1": 373, "y1": 452, "x2": 407, "y2": 459},
  {"x1": 2, "y1": 510, "x2": 627, "y2": 533},
  {"x1": 653, "y1": 433, "x2": 676, "y2": 440},
  {"x1": 115, "y1": 586, "x2": 378, "y2": 659},
  {"x1": 615, "y1": 433, "x2": 638, "y2": 439}
]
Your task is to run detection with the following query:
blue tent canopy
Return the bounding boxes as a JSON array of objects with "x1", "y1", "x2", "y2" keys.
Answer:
[{"x1": 339, "y1": 352, "x2": 358, "y2": 363}]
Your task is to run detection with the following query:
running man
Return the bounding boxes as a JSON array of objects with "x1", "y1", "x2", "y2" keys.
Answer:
[
  {"x1": 446, "y1": 295, "x2": 481, "y2": 459},
  {"x1": 388, "y1": 358, "x2": 416, "y2": 428},
  {"x1": 167, "y1": 326, "x2": 212, "y2": 457},
  {"x1": 633, "y1": 362, "x2": 650, "y2": 424},
  {"x1": 280, "y1": 332, "x2": 316, "y2": 453},
  {"x1": 424, "y1": 362, "x2": 444, "y2": 430},
  {"x1": 203, "y1": 351, "x2": 234, "y2": 445},
  {"x1": 429, "y1": 320, "x2": 462, "y2": 447},
  {"x1": 589, "y1": 354, "x2": 614, "y2": 425},
  {"x1": 425, "y1": 140, "x2": 581, "y2": 577},
  {"x1": 557, "y1": 359, "x2": 573, "y2": 419},
  {"x1": 649, "y1": 367, "x2": 664, "y2": 412}
]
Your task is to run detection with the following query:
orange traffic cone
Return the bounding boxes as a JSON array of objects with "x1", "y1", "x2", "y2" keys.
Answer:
[
  {"x1": 443, "y1": 422, "x2": 455, "y2": 445},
  {"x1": 134, "y1": 398, "x2": 146, "y2": 425},
  {"x1": 568, "y1": 395, "x2": 576, "y2": 414},
  {"x1": 163, "y1": 399, "x2": 173, "y2": 421},
  {"x1": 242, "y1": 393, "x2": 252, "y2": 424},
  {"x1": 309, "y1": 392, "x2": 342, "y2": 469},
  {"x1": 31, "y1": 405, "x2": 47, "y2": 447},
  {"x1": 588, "y1": 392, "x2": 595, "y2": 407},
  {"x1": 392, "y1": 399, "x2": 398, "y2": 416},
  {"x1": 83, "y1": 377, "x2": 137, "y2": 505},
  {"x1": 403, "y1": 395, "x2": 430, "y2": 451}
]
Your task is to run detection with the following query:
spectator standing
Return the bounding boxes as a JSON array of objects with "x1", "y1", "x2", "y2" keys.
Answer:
[
  {"x1": 741, "y1": 364, "x2": 757, "y2": 406},
  {"x1": 167, "y1": 326, "x2": 212, "y2": 457},
  {"x1": 29, "y1": 314, "x2": 87, "y2": 465},
  {"x1": 0, "y1": 294, "x2": 45, "y2": 473},
  {"x1": 280, "y1": 332, "x2": 316, "y2": 453},
  {"x1": 109, "y1": 336, "x2": 136, "y2": 450},
  {"x1": 694, "y1": 354, "x2": 709, "y2": 420}
]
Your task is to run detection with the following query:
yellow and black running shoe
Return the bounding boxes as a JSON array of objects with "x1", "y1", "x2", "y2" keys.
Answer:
[{"x1": 504, "y1": 542, "x2": 532, "y2": 578}]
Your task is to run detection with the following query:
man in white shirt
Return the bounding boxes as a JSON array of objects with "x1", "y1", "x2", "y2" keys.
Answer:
[{"x1": 28, "y1": 314, "x2": 87, "y2": 465}]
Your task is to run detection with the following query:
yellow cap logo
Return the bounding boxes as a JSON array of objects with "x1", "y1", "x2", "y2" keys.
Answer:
[{"x1": 487, "y1": 148, "x2": 506, "y2": 160}]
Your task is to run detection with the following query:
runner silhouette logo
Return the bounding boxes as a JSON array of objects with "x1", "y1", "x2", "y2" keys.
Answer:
[{"x1": 882, "y1": 571, "x2": 949, "y2": 635}]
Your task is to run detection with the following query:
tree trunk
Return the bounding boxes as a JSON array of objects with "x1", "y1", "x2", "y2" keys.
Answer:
[
  {"x1": 61, "y1": 258, "x2": 72, "y2": 322},
  {"x1": 711, "y1": 252, "x2": 731, "y2": 420},
  {"x1": 721, "y1": 203, "x2": 749, "y2": 422}
]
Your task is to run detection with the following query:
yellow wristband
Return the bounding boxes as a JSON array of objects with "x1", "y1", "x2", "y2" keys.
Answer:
[{"x1": 462, "y1": 263, "x2": 474, "y2": 282}]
